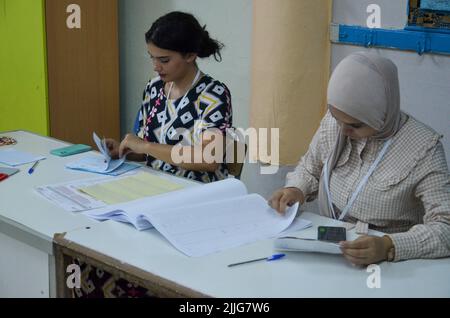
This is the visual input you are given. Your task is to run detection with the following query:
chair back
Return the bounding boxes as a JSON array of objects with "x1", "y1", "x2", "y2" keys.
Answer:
[{"x1": 225, "y1": 139, "x2": 247, "y2": 179}]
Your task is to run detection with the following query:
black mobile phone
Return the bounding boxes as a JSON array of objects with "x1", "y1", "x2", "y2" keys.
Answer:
[{"x1": 317, "y1": 226, "x2": 346, "y2": 243}]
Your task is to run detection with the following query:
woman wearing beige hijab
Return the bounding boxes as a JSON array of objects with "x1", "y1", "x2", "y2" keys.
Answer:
[{"x1": 269, "y1": 52, "x2": 450, "y2": 265}]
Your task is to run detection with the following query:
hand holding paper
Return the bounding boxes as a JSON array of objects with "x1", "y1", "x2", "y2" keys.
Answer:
[
  {"x1": 118, "y1": 133, "x2": 147, "y2": 158},
  {"x1": 65, "y1": 132, "x2": 139, "y2": 176},
  {"x1": 90, "y1": 132, "x2": 128, "y2": 172},
  {"x1": 93, "y1": 132, "x2": 116, "y2": 161},
  {"x1": 104, "y1": 138, "x2": 120, "y2": 159}
]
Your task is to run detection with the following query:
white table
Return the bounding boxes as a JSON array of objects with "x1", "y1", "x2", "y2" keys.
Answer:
[
  {"x1": 60, "y1": 211, "x2": 450, "y2": 297},
  {"x1": 3, "y1": 131, "x2": 449, "y2": 298},
  {"x1": 0, "y1": 130, "x2": 195, "y2": 297}
]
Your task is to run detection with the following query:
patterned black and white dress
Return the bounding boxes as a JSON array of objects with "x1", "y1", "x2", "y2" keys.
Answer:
[{"x1": 135, "y1": 74, "x2": 232, "y2": 183}]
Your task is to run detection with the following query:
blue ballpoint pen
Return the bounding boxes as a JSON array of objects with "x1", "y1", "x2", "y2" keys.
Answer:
[
  {"x1": 227, "y1": 253, "x2": 285, "y2": 267},
  {"x1": 28, "y1": 160, "x2": 40, "y2": 174}
]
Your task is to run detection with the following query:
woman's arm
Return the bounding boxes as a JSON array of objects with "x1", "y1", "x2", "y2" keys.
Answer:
[
  {"x1": 118, "y1": 132, "x2": 224, "y2": 172},
  {"x1": 105, "y1": 138, "x2": 146, "y2": 162},
  {"x1": 125, "y1": 153, "x2": 147, "y2": 162},
  {"x1": 387, "y1": 142, "x2": 450, "y2": 261},
  {"x1": 269, "y1": 113, "x2": 332, "y2": 213}
]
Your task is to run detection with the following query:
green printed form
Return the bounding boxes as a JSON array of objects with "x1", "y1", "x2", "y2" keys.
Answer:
[{"x1": 79, "y1": 172, "x2": 185, "y2": 204}]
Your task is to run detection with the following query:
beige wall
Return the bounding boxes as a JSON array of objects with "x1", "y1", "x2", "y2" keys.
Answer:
[{"x1": 250, "y1": 0, "x2": 331, "y2": 165}]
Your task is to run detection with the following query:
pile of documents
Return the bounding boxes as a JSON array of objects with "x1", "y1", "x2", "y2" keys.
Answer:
[{"x1": 66, "y1": 132, "x2": 139, "y2": 176}]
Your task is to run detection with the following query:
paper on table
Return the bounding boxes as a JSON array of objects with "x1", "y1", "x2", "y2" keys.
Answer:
[
  {"x1": 85, "y1": 178, "x2": 248, "y2": 230},
  {"x1": 85, "y1": 177, "x2": 300, "y2": 256},
  {"x1": 274, "y1": 236, "x2": 342, "y2": 254},
  {"x1": 66, "y1": 132, "x2": 138, "y2": 175},
  {"x1": 0, "y1": 167, "x2": 20, "y2": 176},
  {"x1": 278, "y1": 218, "x2": 313, "y2": 236},
  {"x1": 78, "y1": 172, "x2": 185, "y2": 204},
  {"x1": 139, "y1": 195, "x2": 299, "y2": 257},
  {"x1": 35, "y1": 176, "x2": 111, "y2": 212},
  {"x1": 66, "y1": 155, "x2": 139, "y2": 175},
  {"x1": 92, "y1": 132, "x2": 126, "y2": 171},
  {"x1": 0, "y1": 149, "x2": 45, "y2": 166},
  {"x1": 93, "y1": 132, "x2": 109, "y2": 157}
]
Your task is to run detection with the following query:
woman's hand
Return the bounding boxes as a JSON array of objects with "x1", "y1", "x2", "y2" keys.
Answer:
[
  {"x1": 340, "y1": 235, "x2": 393, "y2": 265},
  {"x1": 118, "y1": 133, "x2": 147, "y2": 158},
  {"x1": 105, "y1": 138, "x2": 120, "y2": 159},
  {"x1": 268, "y1": 187, "x2": 305, "y2": 214}
]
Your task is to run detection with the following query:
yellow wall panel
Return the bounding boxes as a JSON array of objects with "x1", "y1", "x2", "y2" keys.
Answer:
[{"x1": 0, "y1": 0, "x2": 49, "y2": 135}]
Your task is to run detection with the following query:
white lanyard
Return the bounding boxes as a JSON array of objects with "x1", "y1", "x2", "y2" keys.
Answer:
[
  {"x1": 324, "y1": 138, "x2": 392, "y2": 221},
  {"x1": 159, "y1": 69, "x2": 201, "y2": 144}
]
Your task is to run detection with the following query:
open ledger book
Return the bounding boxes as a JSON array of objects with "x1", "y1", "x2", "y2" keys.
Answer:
[
  {"x1": 85, "y1": 178, "x2": 308, "y2": 257},
  {"x1": 66, "y1": 132, "x2": 139, "y2": 175}
]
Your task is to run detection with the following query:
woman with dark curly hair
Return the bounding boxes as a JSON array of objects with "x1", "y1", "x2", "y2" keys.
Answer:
[{"x1": 107, "y1": 11, "x2": 233, "y2": 183}]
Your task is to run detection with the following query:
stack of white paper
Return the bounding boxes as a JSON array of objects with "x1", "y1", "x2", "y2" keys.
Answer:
[
  {"x1": 0, "y1": 149, "x2": 45, "y2": 166},
  {"x1": 85, "y1": 178, "x2": 303, "y2": 257},
  {"x1": 274, "y1": 236, "x2": 342, "y2": 254}
]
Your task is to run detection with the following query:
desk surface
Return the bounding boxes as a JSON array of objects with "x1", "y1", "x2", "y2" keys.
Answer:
[
  {"x1": 62, "y1": 212, "x2": 450, "y2": 298},
  {"x1": 2, "y1": 131, "x2": 449, "y2": 297},
  {"x1": 0, "y1": 130, "x2": 195, "y2": 254}
]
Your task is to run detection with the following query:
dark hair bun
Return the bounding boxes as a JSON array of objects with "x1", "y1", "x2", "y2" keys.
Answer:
[
  {"x1": 198, "y1": 27, "x2": 223, "y2": 61},
  {"x1": 145, "y1": 11, "x2": 224, "y2": 62}
]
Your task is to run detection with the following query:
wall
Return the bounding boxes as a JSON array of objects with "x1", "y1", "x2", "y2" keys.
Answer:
[
  {"x1": 250, "y1": 0, "x2": 331, "y2": 165},
  {"x1": 0, "y1": 0, "x2": 49, "y2": 135},
  {"x1": 244, "y1": 0, "x2": 331, "y2": 206},
  {"x1": 332, "y1": 0, "x2": 450, "y2": 163}
]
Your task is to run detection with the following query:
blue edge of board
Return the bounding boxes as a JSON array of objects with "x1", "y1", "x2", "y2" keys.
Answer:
[
  {"x1": 333, "y1": 24, "x2": 450, "y2": 56},
  {"x1": 332, "y1": 3, "x2": 450, "y2": 56}
]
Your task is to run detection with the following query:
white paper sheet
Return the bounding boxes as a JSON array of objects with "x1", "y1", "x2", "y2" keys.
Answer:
[
  {"x1": 278, "y1": 218, "x2": 313, "y2": 236},
  {"x1": 0, "y1": 149, "x2": 45, "y2": 166},
  {"x1": 35, "y1": 176, "x2": 117, "y2": 212},
  {"x1": 85, "y1": 178, "x2": 247, "y2": 230},
  {"x1": 85, "y1": 178, "x2": 301, "y2": 257},
  {"x1": 141, "y1": 195, "x2": 298, "y2": 257},
  {"x1": 66, "y1": 155, "x2": 139, "y2": 175},
  {"x1": 65, "y1": 132, "x2": 137, "y2": 175},
  {"x1": 274, "y1": 237, "x2": 342, "y2": 254}
]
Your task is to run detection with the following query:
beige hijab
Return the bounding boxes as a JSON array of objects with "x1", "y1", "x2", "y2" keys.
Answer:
[{"x1": 318, "y1": 52, "x2": 403, "y2": 218}]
